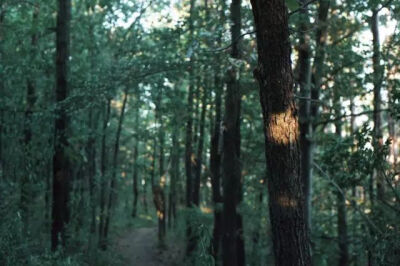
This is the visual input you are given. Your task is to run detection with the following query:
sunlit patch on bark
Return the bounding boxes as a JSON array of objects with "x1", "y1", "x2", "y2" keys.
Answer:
[
  {"x1": 157, "y1": 210, "x2": 164, "y2": 219},
  {"x1": 267, "y1": 108, "x2": 299, "y2": 145},
  {"x1": 277, "y1": 195, "x2": 298, "y2": 208}
]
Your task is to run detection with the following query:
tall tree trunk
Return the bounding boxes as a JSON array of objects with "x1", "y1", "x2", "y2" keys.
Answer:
[
  {"x1": 297, "y1": 0, "x2": 312, "y2": 233},
  {"x1": 185, "y1": 0, "x2": 197, "y2": 256},
  {"x1": 387, "y1": 80, "x2": 397, "y2": 167},
  {"x1": 210, "y1": 0, "x2": 226, "y2": 259},
  {"x1": 250, "y1": 1, "x2": 312, "y2": 265},
  {"x1": 334, "y1": 94, "x2": 349, "y2": 266},
  {"x1": 193, "y1": 84, "x2": 200, "y2": 147},
  {"x1": 0, "y1": 8, "x2": 4, "y2": 170},
  {"x1": 52, "y1": 0, "x2": 71, "y2": 251},
  {"x1": 193, "y1": 86, "x2": 207, "y2": 206},
  {"x1": 98, "y1": 99, "x2": 111, "y2": 249},
  {"x1": 210, "y1": 75, "x2": 223, "y2": 259},
  {"x1": 337, "y1": 191, "x2": 349, "y2": 266},
  {"x1": 311, "y1": 0, "x2": 330, "y2": 130},
  {"x1": 132, "y1": 89, "x2": 140, "y2": 218},
  {"x1": 20, "y1": 5, "x2": 39, "y2": 231},
  {"x1": 371, "y1": 9, "x2": 384, "y2": 202},
  {"x1": 87, "y1": 6, "x2": 98, "y2": 238},
  {"x1": 221, "y1": 0, "x2": 245, "y2": 265},
  {"x1": 87, "y1": 110, "x2": 97, "y2": 235},
  {"x1": 169, "y1": 126, "x2": 179, "y2": 228},
  {"x1": 103, "y1": 90, "x2": 128, "y2": 246},
  {"x1": 155, "y1": 89, "x2": 166, "y2": 245}
]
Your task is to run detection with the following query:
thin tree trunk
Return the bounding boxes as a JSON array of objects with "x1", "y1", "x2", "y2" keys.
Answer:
[
  {"x1": 87, "y1": 108, "x2": 98, "y2": 235},
  {"x1": 155, "y1": 89, "x2": 166, "y2": 245},
  {"x1": 87, "y1": 6, "x2": 98, "y2": 238},
  {"x1": 221, "y1": 0, "x2": 245, "y2": 265},
  {"x1": 334, "y1": 95, "x2": 349, "y2": 266},
  {"x1": 98, "y1": 99, "x2": 111, "y2": 249},
  {"x1": 311, "y1": 0, "x2": 330, "y2": 131},
  {"x1": 250, "y1": 1, "x2": 312, "y2": 265},
  {"x1": 169, "y1": 126, "x2": 179, "y2": 228},
  {"x1": 371, "y1": 9, "x2": 384, "y2": 202},
  {"x1": 210, "y1": 0, "x2": 226, "y2": 259},
  {"x1": 297, "y1": 0, "x2": 312, "y2": 233},
  {"x1": 20, "y1": 5, "x2": 39, "y2": 231},
  {"x1": 0, "y1": 9, "x2": 4, "y2": 169},
  {"x1": 210, "y1": 75, "x2": 223, "y2": 259},
  {"x1": 193, "y1": 84, "x2": 200, "y2": 147},
  {"x1": 103, "y1": 90, "x2": 128, "y2": 246},
  {"x1": 193, "y1": 86, "x2": 207, "y2": 206},
  {"x1": 185, "y1": 0, "x2": 197, "y2": 256},
  {"x1": 132, "y1": 89, "x2": 140, "y2": 218},
  {"x1": 337, "y1": 191, "x2": 349, "y2": 266}
]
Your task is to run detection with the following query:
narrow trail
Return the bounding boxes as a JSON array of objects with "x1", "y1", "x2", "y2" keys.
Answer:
[{"x1": 115, "y1": 227, "x2": 183, "y2": 266}]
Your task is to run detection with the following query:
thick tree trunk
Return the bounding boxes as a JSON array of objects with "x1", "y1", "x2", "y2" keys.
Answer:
[
  {"x1": 297, "y1": 0, "x2": 312, "y2": 233},
  {"x1": 250, "y1": 1, "x2": 312, "y2": 265},
  {"x1": 52, "y1": 0, "x2": 71, "y2": 251},
  {"x1": 103, "y1": 90, "x2": 128, "y2": 246},
  {"x1": 221, "y1": 0, "x2": 245, "y2": 265}
]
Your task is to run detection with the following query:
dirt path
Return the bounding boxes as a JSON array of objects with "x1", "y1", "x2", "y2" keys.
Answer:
[{"x1": 115, "y1": 227, "x2": 183, "y2": 266}]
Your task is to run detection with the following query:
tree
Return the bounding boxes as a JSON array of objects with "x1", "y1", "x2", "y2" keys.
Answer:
[
  {"x1": 250, "y1": 0, "x2": 312, "y2": 264},
  {"x1": 221, "y1": 0, "x2": 245, "y2": 265},
  {"x1": 52, "y1": 0, "x2": 72, "y2": 251}
]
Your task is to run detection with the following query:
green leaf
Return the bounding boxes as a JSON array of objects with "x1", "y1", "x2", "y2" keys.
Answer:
[{"x1": 286, "y1": 0, "x2": 300, "y2": 11}]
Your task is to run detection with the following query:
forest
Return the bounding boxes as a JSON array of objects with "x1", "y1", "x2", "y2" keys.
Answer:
[{"x1": 0, "y1": 0, "x2": 399, "y2": 265}]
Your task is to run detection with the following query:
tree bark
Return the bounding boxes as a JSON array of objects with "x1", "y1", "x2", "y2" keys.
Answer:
[
  {"x1": 297, "y1": 0, "x2": 312, "y2": 233},
  {"x1": 155, "y1": 88, "x2": 166, "y2": 245},
  {"x1": 132, "y1": 89, "x2": 140, "y2": 218},
  {"x1": 371, "y1": 9, "x2": 384, "y2": 202},
  {"x1": 210, "y1": 0, "x2": 226, "y2": 259},
  {"x1": 250, "y1": 1, "x2": 312, "y2": 265},
  {"x1": 168, "y1": 126, "x2": 179, "y2": 228},
  {"x1": 103, "y1": 90, "x2": 128, "y2": 246},
  {"x1": 334, "y1": 95, "x2": 349, "y2": 266},
  {"x1": 20, "y1": 5, "x2": 39, "y2": 231},
  {"x1": 193, "y1": 86, "x2": 207, "y2": 206},
  {"x1": 221, "y1": 0, "x2": 245, "y2": 265},
  {"x1": 185, "y1": 0, "x2": 197, "y2": 256},
  {"x1": 311, "y1": 0, "x2": 330, "y2": 130},
  {"x1": 98, "y1": 99, "x2": 111, "y2": 249},
  {"x1": 52, "y1": 0, "x2": 71, "y2": 251}
]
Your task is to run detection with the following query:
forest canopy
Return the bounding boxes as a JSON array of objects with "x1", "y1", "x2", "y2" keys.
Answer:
[{"x1": 0, "y1": 0, "x2": 399, "y2": 265}]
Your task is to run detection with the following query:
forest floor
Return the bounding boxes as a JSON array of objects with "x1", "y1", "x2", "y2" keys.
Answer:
[{"x1": 114, "y1": 227, "x2": 184, "y2": 266}]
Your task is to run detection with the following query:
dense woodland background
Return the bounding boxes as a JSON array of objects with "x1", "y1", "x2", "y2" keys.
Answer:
[{"x1": 0, "y1": 0, "x2": 399, "y2": 265}]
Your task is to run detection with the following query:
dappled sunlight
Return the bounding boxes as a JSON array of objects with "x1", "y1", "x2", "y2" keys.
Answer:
[
  {"x1": 276, "y1": 195, "x2": 298, "y2": 208},
  {"x1": 267, "y1": 107, "x2": 299, "y2": 145},
  {"x1": 139, "y1": 214, "x2": 153, "y2": 221},
  {"x1": 200, "y1": 206, "x2": 213, "y2": 214}
]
